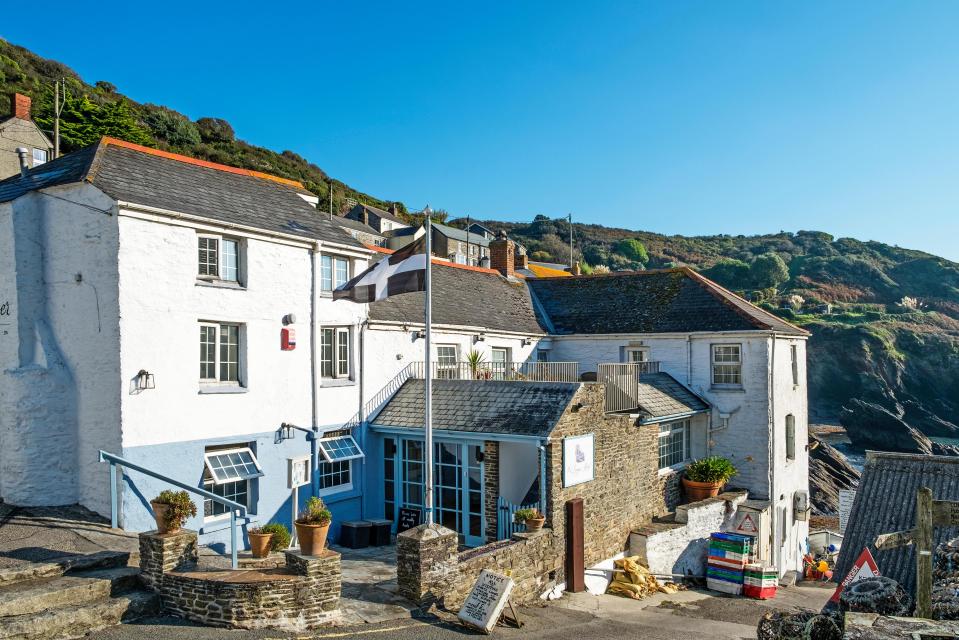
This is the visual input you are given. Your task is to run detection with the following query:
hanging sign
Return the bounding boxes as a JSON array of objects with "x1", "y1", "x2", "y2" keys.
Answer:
[
  {"x1": 458, "y1": 569, "x2": 515, "y2": 633},
  {"x1": 398, "y1": 507, "x2": 422, "y2": 533},
  {"x1": 287, "y1": 456, "x2": 311, "y2": 489},
  {"x1": 829, "y1": 548, "x2": 880, "y2": 603}
]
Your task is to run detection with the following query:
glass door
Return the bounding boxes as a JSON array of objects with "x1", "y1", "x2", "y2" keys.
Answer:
[{"x1": 490, "y1": 348, "x2": 508, "y2": 380}]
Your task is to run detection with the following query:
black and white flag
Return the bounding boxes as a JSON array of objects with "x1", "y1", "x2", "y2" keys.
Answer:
[{"x1": 333, "y1": 235, "x2": 427, "y2": 303}]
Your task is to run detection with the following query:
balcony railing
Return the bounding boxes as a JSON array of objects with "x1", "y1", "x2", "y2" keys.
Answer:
[
  {"x1": 597, "y1": 361, "x2": 661, "y2": 413},
  {"x1": 409, "y1": 361, "x2": 580, "y2": 383}
]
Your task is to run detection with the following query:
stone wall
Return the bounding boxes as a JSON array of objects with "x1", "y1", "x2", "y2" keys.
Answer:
[
  {"x1": 139, "y1": 530, "x2": 340, "y2": 631},
  {"x1": 397, "y1": 523, "x2": 562, "y2": 609},
  {"x1": 484, "y1": 441, "x2": 499, "y2": 542},
  {"x1": 660, "y1": 469, "x2": 683, "y2": 512},
  {"x1": 546, "y1": 383, "x2": 667, "y2": 568}
]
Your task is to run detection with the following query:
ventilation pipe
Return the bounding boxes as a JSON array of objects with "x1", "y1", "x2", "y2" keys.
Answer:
[{"x1": 16, "y1": 147, "x2": 29, "y2": 177}]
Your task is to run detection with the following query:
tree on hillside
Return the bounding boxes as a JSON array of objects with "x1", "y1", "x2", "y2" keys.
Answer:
[
  {"x1": 615, "y1": 238, "x2": 649, "y2": 264},
  {"x1": 751, "y1": 253, "x2": 790, "y2": 290},
  {"x1": 35, "y1": 92, "x2": 153, "y2": 150},
  {"x1": 703, "y1": 259, "x2": 751, "y2": 289},
  {"x1": 141, "y1": 105, "x2": 201, "y2": 148}
]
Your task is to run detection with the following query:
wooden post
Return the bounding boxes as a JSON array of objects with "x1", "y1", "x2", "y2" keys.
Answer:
[
  {"x1": 565, "y1": 498, "x2": 585, "y2": 593},
  {"x1": 916, "y1": 487, "x2": 933, "y2": 619}
]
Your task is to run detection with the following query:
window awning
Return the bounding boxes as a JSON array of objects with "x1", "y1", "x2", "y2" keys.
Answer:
[
  {"x1": 203, "y1": 448, "x2": 264, "y2": 485},
  {"x1": 318, "y1": 435, "x2": 365, "y2": 463}
]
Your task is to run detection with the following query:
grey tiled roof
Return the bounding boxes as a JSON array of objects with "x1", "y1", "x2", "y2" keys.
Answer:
[
  {"x1": 350, "y1": 203, "x2": 406, "y2": 225},
  {"x1": 334, "y1": 215, "x2": 384, "y2": 237},
  {"x1": 431, "y1": 222, "x2": 490, "y2": 247},
  {"x1": 834, "y1": 452, "x2": 959, "y2": 595},
  {"x1": 368, "y1": 262, "x2": 546, "y2": 335},
  {"x1": 0, "y1": 140, "x2": 362, "y2": 247},
  {"x1": 371, "y1": 379, "x2": 579, "y2": 438},
  {"x1": 527, "y1": 268, "x2": 807, "y2": 336},
  {"x1": 634, "y1": 373, "x2": 709, "y2": 422}
]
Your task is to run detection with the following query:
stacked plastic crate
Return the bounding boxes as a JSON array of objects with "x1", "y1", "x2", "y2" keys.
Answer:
[
  {"x1": 743, "y1": 563, "x2": 778, "y2": 599},
  {"x1": 706, "y1": 532, "x2": 752, "y2": 595}
]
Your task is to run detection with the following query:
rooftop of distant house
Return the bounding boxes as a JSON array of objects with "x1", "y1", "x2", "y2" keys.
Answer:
[
  {"x1": 347, "y1": 202, "x2": 408, "y2": 226},
  {"x1": 0, "y1": 137, "x2": 362, "y2": 248}
]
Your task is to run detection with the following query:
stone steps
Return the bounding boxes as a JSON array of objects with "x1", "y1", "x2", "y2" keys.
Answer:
[
  {"x1": 0, "y1": 566, "x2": 141, "y2": 617},
  {"x1": 0, "y1": 589, "x2": 160, "y2": 640},
  {"x1": 0, "y1": 550, "x2": 132, "y2": 587}
]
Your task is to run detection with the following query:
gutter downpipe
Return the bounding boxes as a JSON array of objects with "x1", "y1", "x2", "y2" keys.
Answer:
[
  {"x1": 768, "y1": 332, "x2": 779, "y2": 573},
  {"x1": 539, "y1": 443, "x2": 548, "y2": 515},
  {"x1": 310, "y1": 246, "x2": 321, "y2": 498},
  {"x1": 358, "y1": 319, "x2": 367, "y2": 519}
]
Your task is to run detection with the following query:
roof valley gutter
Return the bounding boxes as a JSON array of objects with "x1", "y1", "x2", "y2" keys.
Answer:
[{"x1": 526, "y1": 283, "x2": 555, "y2": 334}]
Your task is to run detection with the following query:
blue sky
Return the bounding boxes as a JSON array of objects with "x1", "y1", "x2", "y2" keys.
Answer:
[{"x1": 5, "y1": 2, "x2": 958, "y2": 258}]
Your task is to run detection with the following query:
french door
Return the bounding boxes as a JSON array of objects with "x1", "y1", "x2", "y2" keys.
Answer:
[{"x1": 383, "y1": 437, "x2": 485, "y2": 546}]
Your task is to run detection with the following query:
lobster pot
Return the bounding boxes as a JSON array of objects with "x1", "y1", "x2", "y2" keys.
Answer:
[
  {"x1": 706, "y1": 533, "x2": 752, "y2": 596},
  {"x1": 743, "y1": 563, "x2": 778, "y2": 599}
]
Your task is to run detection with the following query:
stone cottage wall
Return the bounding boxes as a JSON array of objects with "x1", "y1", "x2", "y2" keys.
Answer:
[{"x1": 546, "y1": 383, "x2": 667, "y2": 568}]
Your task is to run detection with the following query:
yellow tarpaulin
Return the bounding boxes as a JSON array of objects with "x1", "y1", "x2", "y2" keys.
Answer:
[{"x1": 606, "y1": 556, "x2": 682, "y2": 600}]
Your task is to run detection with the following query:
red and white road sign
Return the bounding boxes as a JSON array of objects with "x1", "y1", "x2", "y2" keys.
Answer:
[
  {"x1": 830, "y1": 548, "x2": 880, "y2": 603},
  {"x1": 735, "y1": 513, "x2": 759, "y2": 535}
]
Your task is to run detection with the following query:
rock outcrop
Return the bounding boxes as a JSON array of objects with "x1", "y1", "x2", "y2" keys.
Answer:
[
  {"x1": 808, "y1": 434, "x2": 860, "y2": 515},
  {"x1": 840, "y1": 399, "x2": 959, "y2": 457}
]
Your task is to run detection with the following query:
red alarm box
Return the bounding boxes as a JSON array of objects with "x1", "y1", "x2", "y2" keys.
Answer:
[{"x1": 281, "y1": 327, "x2": 296, "y2": 350}]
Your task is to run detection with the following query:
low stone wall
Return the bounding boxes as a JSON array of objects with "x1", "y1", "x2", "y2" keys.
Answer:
[
  {"x1": 139, "y1": 530, "x2": 340, "y2": 631},
  {"x1": 397, "y1": 523, "x2": 562, "y2": 609}
]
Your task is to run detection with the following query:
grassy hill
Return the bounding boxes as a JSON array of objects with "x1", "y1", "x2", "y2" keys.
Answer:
[{"x1": 5, "y1": 37, "x2": 958, "y2": 454}]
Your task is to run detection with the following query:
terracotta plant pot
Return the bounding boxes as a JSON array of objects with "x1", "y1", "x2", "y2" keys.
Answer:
[
  {"x1": 525, "y1": 516, "x2": 546, "y2": 533},
  {"x1": 249, "y1": 532, "x2": 273, "y2": 558},
  {"x1": 295, "y1": 521, "x2": 330, "y2": 556},
  {"x1": 150, "y1": 501, "x2": 178, "y2": 534},
  {"x1": 682, "y1": 477, "x2": 723, "y2": 502}
]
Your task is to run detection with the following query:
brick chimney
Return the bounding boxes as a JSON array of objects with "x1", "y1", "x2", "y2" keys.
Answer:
[
  {"x1": 489, "y1": 230, "x2": 515, "y2": 277},
  {"x1": 389, "y1": 202, "x2": 400, "y2": 217},
  {"x1": 571, "y1": 261, "x2": 582, "y2": 276},
  {"x1": 514, "y1": 245, "x2": 529, "y2": 270},
  {"x1": 11, "y1": 93, "x2": 31, "y2": 120}
]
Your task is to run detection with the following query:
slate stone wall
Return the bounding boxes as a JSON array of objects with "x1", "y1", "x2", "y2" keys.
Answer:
[
  {"x1": 660, "y1": 469, "x2": 683, "y2": 512},
  {"x1": 139, "y1": 531, "x2": 340, "y2": 630}
]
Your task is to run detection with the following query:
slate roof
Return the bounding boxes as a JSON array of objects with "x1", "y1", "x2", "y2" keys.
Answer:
[
  {"x1": 633, "y1": 373, "x2": 710, "y2": 422},
  {"x1": 349, "y1": 203, "x2": 407, "y2": 225},
  {"x1": 431, "y1": 222, "x2": 491, "y2": 247},
  {"x1": 368, "y1": 261, "x2": 546, "y2": 335},
  {"x1": 527, "y1": 268, "x2": 807, "y2": 336},
  {"x1": 0, "y1": 138, "x2": 363, "y2": 247},
  {"x1": 834, "y1": 451, "x2": 959, "y2": 595},
  {"x1": 334, "y1": 215, "x2": 385, "y2": 237},
  {"x1": 371, "y1": 379, "x2": 579, "y2": 438}
]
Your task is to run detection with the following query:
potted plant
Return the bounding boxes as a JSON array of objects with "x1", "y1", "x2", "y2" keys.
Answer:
[
  {"x1": 259, "y1": 522, "x2": 291, "y2": 552},
  {"x1": 248, "y1": 526, "x2": 273, "y2": 558},
  {"x1": 295, "y1": 497, "x2": 332, "y2": 556},
  {"x1": 681, "y1": 456, "x2": 738, "y2": 501},
  {"x1": 466, "y1": 349, "x2": 486, "y2": 379},
  {"x1": 150, "y1": 490, "x2": 197, "y2": 534},
  {"x1": 514, "y1": 508, "x2": 546, "y2": 533}
]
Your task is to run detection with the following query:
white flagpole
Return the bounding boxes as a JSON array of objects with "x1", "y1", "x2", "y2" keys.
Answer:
[{"x1": 423, "y1": 209, "x2": 434, "y2": 526}]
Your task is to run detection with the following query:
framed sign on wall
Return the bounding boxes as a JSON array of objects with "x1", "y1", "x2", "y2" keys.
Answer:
[
  {"x1": 287, "y1": 455, "x2": 311, "y2": 489},
  {"x1": 563, "y1": 433, "x2": 594, "y2": 487}
]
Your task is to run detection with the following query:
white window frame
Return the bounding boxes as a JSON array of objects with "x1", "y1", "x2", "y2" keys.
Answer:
[
  {"x1": 199, "y1": 322, "x2": 243, "y2": 385},
  {"x1": 202, "y1": 446, "x2": 262, "y2": 522},
  {"x1": 320, "y1": 327, "x2": 352, "y2": 380},
  {"x1": 318, "y1": 459, "x2": 353, "y2": 496},
  {"x1": 791, "y1": 344, "x2": 799, "y2": 386},
  {"x1": 317, "y1": 434, "x2": 365, "y2": 463},
  {"x1": 624, "y1": 347, "x2": 650, "y2": 363},
  {"x1": 437, "y1": 345, "x2": 458, "y2": 379},
  {"x1": 785, "y1": 414, "x2": 796, "y2": 461},
  {"x1": 320, "y1": 254, "x2": 351, "y2": 293},
  {"x1": 658, "y1": 420, "x2": 691, "y2": 471},
  {"x1": 711, "y1": 344, "x2": 743, "y2": 387},
  {"x1": 197, "y1": 233, "x2": 242, "y2": 284},
  {"x1": 32, "y1": 148, "x2": 48, "y2": 166},
  {"x1": 203, "y1": 446, "x2": 264, "y2": 484}
]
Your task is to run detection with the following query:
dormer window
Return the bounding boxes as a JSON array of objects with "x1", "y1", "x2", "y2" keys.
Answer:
[{"x1": 198, "y1": 234, "x2": 241, "y2": 284}]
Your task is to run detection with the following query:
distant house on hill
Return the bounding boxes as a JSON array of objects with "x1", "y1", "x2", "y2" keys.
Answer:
[
  {"x1": 467, "y1": 222, "x2": 495, "y2": 240},
  {"x1": 334, "y1": 215, "x2": 386, "y2": 246},
  {"x1": 0, "y1": 93, "x2": 54, "y2": 180},
  {"x1": 386, "y1": 222, "x2": 491, "y2": 266},
  {"x1": 344, "y1": 203, "x2": 410, "y2": 234}
]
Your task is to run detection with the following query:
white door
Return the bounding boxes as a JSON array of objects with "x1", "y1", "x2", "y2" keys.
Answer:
[{"x1": 491, "y1": 348, "x2": 508, "y2": 380}]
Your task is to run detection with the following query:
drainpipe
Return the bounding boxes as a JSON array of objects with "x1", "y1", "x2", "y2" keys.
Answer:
[
  {"x1": 768, "y1": 332, "x2": 779, "y2": 571},
  {"x1": 538, "y1": 443, "x2": 548, "y2": 515},
  {"x1": 310, "y1": 247, "x2": 321, "y2": 498},
  {"x1": 358, "y1": 319, "x2": 367, "y2": 519},
  {"x1": 686, "y1": 336, "x2": 692, "y2": 386}
]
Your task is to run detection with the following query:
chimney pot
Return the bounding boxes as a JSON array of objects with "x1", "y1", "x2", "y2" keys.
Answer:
[
  {"x1": 11, "y1": 93, "x2": 31, "y2": 120},
  {"x1": 15, "y1": 147, "x2": 30, "y2": 177}
]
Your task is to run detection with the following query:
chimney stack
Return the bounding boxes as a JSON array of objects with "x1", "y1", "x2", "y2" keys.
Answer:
[
  {"x1": 390, "y1": 202, "x2": 400, "y2": 217},
  {"x1": 514, "y1": 245, "x2": 529, "y2": 270},
  {"x1": 571, "y1": 261, "x2": 582, "y2": 276},
  {"x1": 11, "y1": 93, "x2": 31, "y2": 120},
  {"x1": 489, "y1": 230, "x2": 515, "y2": 277}
]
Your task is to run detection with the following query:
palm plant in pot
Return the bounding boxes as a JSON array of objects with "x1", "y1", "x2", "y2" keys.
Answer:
[
  {"x1": 466, "y1": 349, "x2": 486, "y2": 379},
  {"x1": 295, "y1": 497, "x2": 332, "y2": 556},
  {"x1": 514, "y1": 508, "x2": 546, "y2": 533},
  {"x1": 681, "y1": 456, "x2": 738, "y2": 501},
  {"x1": 150, "y1": 490, "x2": 197, "y2": 534}
]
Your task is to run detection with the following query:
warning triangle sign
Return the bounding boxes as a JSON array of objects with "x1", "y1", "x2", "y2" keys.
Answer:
[
  {"x1": 830, "y1": 548, "x2": 880, "y2": 603},
  {"x1": 736, "y1": 513, "x2": 759, "y2": 535}
]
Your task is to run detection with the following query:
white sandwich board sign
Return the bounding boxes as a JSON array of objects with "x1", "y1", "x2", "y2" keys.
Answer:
[{"x1": 457, "y1": 569, "x2": 515, "y2": 633}]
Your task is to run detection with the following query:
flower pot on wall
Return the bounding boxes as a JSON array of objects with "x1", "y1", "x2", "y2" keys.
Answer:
[
  {"x1": 249, "y1": 532, "x2": 273, "y2": 558},
  {"x1": 525, "y1": 516, "x2": 546, "y2": 533},
  {"x1": 150, "y1": 501, "x2": 176, "y2": 534},
  {"x1": 295, "y1": 522, "x2": 330, "y2": 556},
  {"x1": 681, "y1": 478, "x2": 723, "y2": 502}
]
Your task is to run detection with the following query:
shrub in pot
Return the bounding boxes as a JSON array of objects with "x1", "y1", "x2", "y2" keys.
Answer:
[
  {"x1": 295, "y1": 497, "x2": 332, "y2": 556},
  {"x1": 259, "y1": 522, "x2": 291, "y2": 552},
  {"x1": 681, "y1": 456, "x2": 738, "y2": 501},
  {"x1": 150, "y1": 490, "x2": 197, "y2": 534},
  {"x1": 514, "y1": 508, "x2": 546, "y2": 533},
  {"x1": 248, "y1": 526, "x2": 273, "y2": 558}
]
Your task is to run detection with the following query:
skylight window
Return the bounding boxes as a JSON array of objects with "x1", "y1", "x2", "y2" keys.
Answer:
[
  {"x1": 203, "y1": 448, "x2": 263, "y2": 484},
  {"x1": 318, "y1": 435, "x2": 364, "y2": 462}
]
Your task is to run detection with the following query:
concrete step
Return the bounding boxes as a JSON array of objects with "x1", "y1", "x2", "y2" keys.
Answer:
[
  {"x1": 0, "y1": 550, "x2": 131, "y2": 588},
  {"x1": 0, "y1": 589, "x2": 160, "y2": 640},
  {"x1": 0, "y1": 566, "x2": 141, "y2": 617}
]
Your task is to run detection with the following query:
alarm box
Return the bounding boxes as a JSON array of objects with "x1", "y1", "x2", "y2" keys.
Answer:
[{"x1": 281, "y1": 327, "x2": 296, "y2": 350}]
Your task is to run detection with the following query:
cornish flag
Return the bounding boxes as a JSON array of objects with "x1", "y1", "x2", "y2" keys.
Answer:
[{"x1": 334, "y1": 235, "x2": 428, "y2": 303}]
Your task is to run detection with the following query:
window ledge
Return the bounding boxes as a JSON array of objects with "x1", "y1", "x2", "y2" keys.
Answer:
[
  {"x1": 199, "y1": 385, "x2": 248, "y2": 395},
  {"x1": 658, "y1": 463, "x2": 687, "y2": 477},
  {"x1": 196, "y1": 279, "x2": 245, "y2": 290},
  {"x1": 321, "y1": 379, "x2": 356, "y2": 388},
  {"x1": 709, "y1": 386, "x2": 746, "y2": 393},
  {"x1": 320, "y1": 291, "x2": 334, "y2": 298}
]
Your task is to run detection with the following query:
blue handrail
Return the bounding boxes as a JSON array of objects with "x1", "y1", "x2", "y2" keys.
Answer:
[{"x1": 99, "y1": 450, "x2": 246, "y2": 569}]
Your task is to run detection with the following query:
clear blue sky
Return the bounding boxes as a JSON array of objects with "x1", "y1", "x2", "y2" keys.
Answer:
[{"x1": 5, "y1": 2, "x2": 958, "y2": 258}]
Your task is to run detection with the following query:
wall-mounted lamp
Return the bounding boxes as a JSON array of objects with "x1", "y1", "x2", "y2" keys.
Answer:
[
  {"x1": 135, "y1": 369, "x2": 155, "y2": 391},
  {"x1": 283, "y1": 313, "x2": 297, "y2": 326},
  {"x1": 474, "y1": 332, "x2": 486, "y2": 343},
  {"x1": 279, "y1": 423, "x2": 295, "y2": 441},
  {"x1": 413, "y1": 330, "x2": 426, "y2": 340},
  {"x1": 522, "y1": 337, "x2": 533, "y2": 346}
]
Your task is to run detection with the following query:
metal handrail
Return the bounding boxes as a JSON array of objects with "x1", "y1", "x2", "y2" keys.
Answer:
[
  {"x1": 99, "y1": 449, "x2": 246, "y2": 569},
  {"x1": 409, "y1": 361, "x2": 580, "y2": 383}
]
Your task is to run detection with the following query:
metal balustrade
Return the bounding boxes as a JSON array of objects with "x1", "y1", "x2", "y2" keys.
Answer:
[
  {"x1": 408, "y1": 360, "x2": 580, "y2": 383},
  {"x1": 597, "y1": 361, "x2": 662, "y2": 413},
  {"x1": 99, "y1": 450, "x2": 247, "y2": 569}
]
